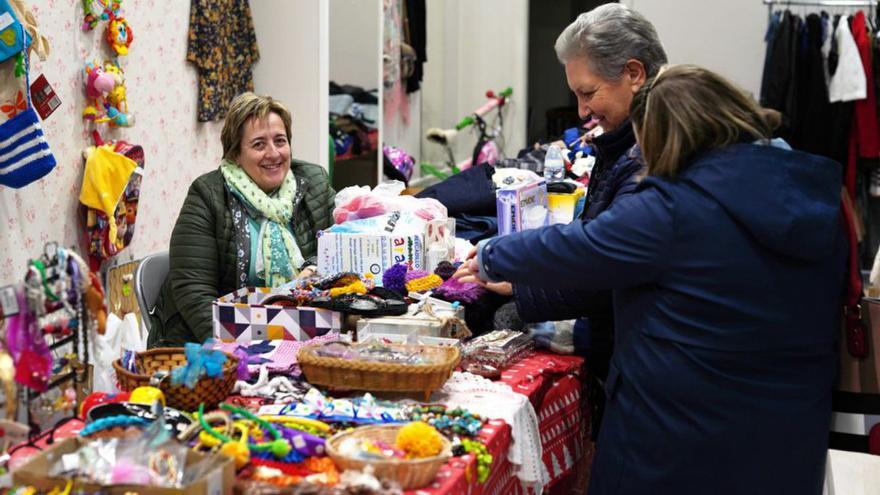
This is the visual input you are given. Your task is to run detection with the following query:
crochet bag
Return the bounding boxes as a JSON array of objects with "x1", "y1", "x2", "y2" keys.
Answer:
[
  {"x1": 0, "y1": 0, "x2": 56, "y2": 188},
  {"x1": 81, "y1": 135, "x2": 144, "y2": 270}
]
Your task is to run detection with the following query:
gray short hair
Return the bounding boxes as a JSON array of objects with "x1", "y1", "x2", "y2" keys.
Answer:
[{"x1": 555, "y1": 3, "x2": 667, "y2": 80}]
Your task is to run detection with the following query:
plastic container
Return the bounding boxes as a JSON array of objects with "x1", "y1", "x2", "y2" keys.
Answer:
[{"x1": 543, "y1": 144, "x2": 565, "y2": 183}]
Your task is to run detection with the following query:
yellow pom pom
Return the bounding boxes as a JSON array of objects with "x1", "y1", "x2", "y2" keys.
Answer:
[
  {"x1": 395, "y1": 421, "x2": 444, "y2": 458},
  {"x1": 405, "y1": 274, "x2": 443, "y2": 293}
]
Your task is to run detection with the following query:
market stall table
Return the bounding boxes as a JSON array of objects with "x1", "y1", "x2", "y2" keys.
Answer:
[{"x1": 6, "y1": 352, "x2": 591, "y2": 494}]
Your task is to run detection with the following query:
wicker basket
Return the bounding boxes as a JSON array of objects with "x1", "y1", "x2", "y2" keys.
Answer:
[
  {"x1": 297, "y1": 343, "x2": 459, "y2": 400},
  {"x1": 326, "y1": 424, "x2": 451, "y2": 490},
  {"x1": 112, "y1": 347, "x2": 238, "y2": 412}
]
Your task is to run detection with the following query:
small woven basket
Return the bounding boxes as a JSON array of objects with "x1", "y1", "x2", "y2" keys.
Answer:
[
  {"x1": 112, "y1": 347, "x2": 238, "y2": 412},
  {"x1": 297, "y1": 343, "x2": 460, "y2": 400},
  {"x1": 326, "y1": 424, "x2": 451, "y2": 490}
]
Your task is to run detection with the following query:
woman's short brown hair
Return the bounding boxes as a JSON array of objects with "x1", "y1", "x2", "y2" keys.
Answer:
[
  {"x1": 221, "y1": 92, "x2": 293, "y2": 161},
  {"x1": 630, "y1": 64, "x2": 780, "y2": 178}
]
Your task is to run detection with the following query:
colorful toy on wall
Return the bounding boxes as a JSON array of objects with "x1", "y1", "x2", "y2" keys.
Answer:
[
  {"x1": 82, "y1": 0, "x2": 132, "y2": 54},
  {"x1": 82, "y1": 60, "x2": 132, "y2": 127},
  {"x1": 105, "y1": 14, "x2": 132, "y2": 56}
]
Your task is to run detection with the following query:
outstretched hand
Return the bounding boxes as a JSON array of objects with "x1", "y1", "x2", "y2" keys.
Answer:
[{"x1": 452, "y1": 247, "x2": 513, "y2": 296}]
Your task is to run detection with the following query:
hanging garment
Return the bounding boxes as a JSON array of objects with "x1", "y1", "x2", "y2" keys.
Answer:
[
  {"x1": 80, "y1": 140, "x2": 145, "y2": 270},
  {"x1": 186, "y1": 0, "x2": 259, "y2": 121},
  {"x1": 760, "y1": 11, "x2": 801, "y2": 142},
  {"x1": 829, "y1": 15, "x2": 867, "y2": 102},
  {"x1": 850, "y1": 11, "x2": 880, "y2": 158}
]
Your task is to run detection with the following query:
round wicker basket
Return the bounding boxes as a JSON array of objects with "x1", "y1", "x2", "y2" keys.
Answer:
[
  {"x1": 297, "y1": 344, "x2": 460, "y2": 400},
  {"x1": 112, "y1": 347, "x2": 238, "y2": 412},
  {"x1": 326, "y1": 424, "x2": 452, "y2": 490}
]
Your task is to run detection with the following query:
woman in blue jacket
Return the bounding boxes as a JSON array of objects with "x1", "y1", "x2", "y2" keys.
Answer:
[{"x1": 458, "y1": 65, "x2": 845, "y2": 494}]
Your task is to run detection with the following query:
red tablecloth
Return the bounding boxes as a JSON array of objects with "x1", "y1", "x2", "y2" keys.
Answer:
[{"x1": 405, "y1": 351, "x2": 588, "y2": 495}]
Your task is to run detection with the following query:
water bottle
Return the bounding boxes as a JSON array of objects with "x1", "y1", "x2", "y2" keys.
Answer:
[{"x1": 543, "y1": 144, "x2": 565, "y2": 183}]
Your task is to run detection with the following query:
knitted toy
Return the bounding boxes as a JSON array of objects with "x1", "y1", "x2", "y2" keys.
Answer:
[{"x1": 0, "y1": 0, "x2": 56, "y2": 188}]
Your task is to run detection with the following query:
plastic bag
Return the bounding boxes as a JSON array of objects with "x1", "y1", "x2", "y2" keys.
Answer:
[
  {"x1": 92, "y1": 312, "x2": 144, "y2": 393},
  {"x1": 333, "y1": 180, "x2": 447, "y2": 225}
]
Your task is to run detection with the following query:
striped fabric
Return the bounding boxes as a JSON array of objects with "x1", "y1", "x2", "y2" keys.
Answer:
[{"x1": 0, "y1": 106, "x2": 56, "y2": 188}]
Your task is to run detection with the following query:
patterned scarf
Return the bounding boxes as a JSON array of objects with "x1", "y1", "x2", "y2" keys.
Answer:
[{"x1": 220, "y1": 159, "x2": 304, "y2": 286}]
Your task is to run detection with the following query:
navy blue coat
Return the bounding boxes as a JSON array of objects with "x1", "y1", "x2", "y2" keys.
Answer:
[{"x1": 479, "y1": 143, "x2": 845, "y2": 494}]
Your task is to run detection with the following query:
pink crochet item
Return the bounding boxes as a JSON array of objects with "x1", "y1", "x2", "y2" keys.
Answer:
[{"x1": 434, "y1": 277, "x2": 487, "y2": 304}]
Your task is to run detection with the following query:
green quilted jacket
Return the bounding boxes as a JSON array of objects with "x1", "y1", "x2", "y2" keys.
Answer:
[{"x1": 147, "y1": 160, "x2": 335, "y2": 347}]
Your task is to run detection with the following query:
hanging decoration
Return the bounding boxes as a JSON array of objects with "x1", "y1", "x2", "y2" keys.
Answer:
[
  {"x1": 82, "y1": 60, "x2": 132, "y2": 127},
  {"x1": 0, "y1": 0, "x2": 56, "y2": 189}
]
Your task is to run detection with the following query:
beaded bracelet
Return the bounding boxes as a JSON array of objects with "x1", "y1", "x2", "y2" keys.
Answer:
[
  {"x1": 198, "y1": 403, "x2": 291, "y2": 458},
  {"x1": 461, "y1": 438, "x2": 493, "y2": 483},
  {"x1": 80, "y1": 415, "x2": 150, "y2": 437}
]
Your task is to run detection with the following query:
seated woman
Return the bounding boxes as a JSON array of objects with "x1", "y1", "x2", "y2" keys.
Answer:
[
  {"x1": 147, "y1": 92, "x2": 335, "y2": 347},
  {"x1": 457, "y1": 65, "x2": 845, "y2": 494}
]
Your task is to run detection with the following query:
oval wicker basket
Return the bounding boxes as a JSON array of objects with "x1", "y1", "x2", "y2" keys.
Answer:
[
  {"x1": 112, "y1": 347, "x2": 238, "y2": 412},
  {"x1": 297, "y1": 343, "x2": 460, "y2": 400},
  {"x1": 326, "y1": 424, "x2": 451, "y2": 490}
]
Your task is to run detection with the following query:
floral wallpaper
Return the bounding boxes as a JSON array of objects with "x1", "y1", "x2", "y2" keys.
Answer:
[{"x1": 0, "y1": 0, "x2": 224, "y2": 285}]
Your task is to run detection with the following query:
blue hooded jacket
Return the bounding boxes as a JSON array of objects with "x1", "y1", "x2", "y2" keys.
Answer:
[{"x1": 479, "y1": 142, "x2": 846, "y2": 494}]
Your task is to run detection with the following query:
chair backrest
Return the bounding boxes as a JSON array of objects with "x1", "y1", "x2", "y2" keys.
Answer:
[{"x1": 134, "y1": 251, "x2": 169, "y2": 331}]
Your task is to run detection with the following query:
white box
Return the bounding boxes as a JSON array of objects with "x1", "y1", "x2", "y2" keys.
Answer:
[{"x1": 317, "y1": 231, "x2": 425, "y2": 276}]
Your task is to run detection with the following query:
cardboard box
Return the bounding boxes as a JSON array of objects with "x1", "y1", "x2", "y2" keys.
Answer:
[
  {"x1": 212, "y1": 287, "x2": 342, "y2": 342},
  {"x1": 316, "y1": 230, "x2": 425, "y2": 276},
  {"x1": 496, "y1": 179, "x2": 549, "y2": 235},
  {"x1": 12, "y1": 437, "x2": 234, "y2": 495}
]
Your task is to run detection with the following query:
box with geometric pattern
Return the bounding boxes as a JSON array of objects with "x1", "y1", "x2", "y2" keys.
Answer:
[{"x1": 212, "y1": 287, "x2": 342, "y2": 342}]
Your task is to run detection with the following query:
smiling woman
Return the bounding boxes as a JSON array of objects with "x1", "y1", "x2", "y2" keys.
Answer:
[{"x1": 146, "y1": 92, "x2": 336, "y2": 348}]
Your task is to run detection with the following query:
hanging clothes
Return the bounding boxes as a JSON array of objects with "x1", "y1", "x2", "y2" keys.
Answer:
[
  {"x1": 186, "y1": 0, "x2": 260, "y2": 122},
  {"x1": 828, "y1": 15, "x2": 866, "y2": 103},
  {"x1": 851, "y1": 11, "x2": 880, "y2": 158}
]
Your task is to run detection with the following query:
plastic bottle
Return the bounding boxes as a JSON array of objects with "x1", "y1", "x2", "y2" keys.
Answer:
[{"x1": 543, "y1": 144, "x2": 565, "y2": 183}]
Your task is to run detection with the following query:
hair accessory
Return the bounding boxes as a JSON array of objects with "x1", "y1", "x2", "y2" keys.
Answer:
[
  {"x1": 79, "y1": 414, "x2": 150, "y2": 437},
  {"x1": 170, "y1": 342, "x2": 228, "y2": 389},
  {"x1": 198, "y1": 403, "x2": 292, "y2": 459}
]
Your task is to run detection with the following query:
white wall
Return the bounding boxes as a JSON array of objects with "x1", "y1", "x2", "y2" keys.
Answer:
[
  {"x1": 330, "y1": 0, "x2": 380, "y2": 90},
  {"x1": 251, "y1": 0, "x2": 329, "y2": 170},
  {"x1": 417, "y1": 0, "x2": 529, "y2": 175},
  {"x1": 623, "y1": 0, "x2": 768, "y2": 98}
]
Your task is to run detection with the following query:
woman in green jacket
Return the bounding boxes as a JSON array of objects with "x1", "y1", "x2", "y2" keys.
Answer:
[{"x1": 147, "y1": 92, "x2": 335, "y2": 347}]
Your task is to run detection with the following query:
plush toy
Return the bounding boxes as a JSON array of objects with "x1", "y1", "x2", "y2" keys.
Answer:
[
  {"x1": 82, "y1": 60, "x2": 133, "y2": 127},
  {"x1": 84, "y1": 271, "x2": 107, "y2": 335},
  {"x1": 105, "y1": 14, "x2": 132, "y2": 56}
]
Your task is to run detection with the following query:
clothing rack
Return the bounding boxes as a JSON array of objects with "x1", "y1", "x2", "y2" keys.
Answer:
[
  {"x1": 764, "y1": 0, "x2": 877, "y2": 6},
  {"x1": 764, "y1": 0, "x2": 878, "y2": 26}
]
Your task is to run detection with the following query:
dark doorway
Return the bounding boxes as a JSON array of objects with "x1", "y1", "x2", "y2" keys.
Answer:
[{"x1": 527, "y1": 0, "x2": 611, "y2": 145}]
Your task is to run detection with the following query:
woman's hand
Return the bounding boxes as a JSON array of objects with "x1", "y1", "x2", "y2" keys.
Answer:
[{"x1": 453, "y1": 247, "x2": 513, "y2": 296}]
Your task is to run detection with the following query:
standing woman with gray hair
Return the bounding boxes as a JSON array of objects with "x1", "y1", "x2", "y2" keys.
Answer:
[
  {"x1": 458, "y1": 3, "x2": 668, "y2": 443},
  {"x1": 458, "y1": 64, "x2": 845, "y2": 494}
]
